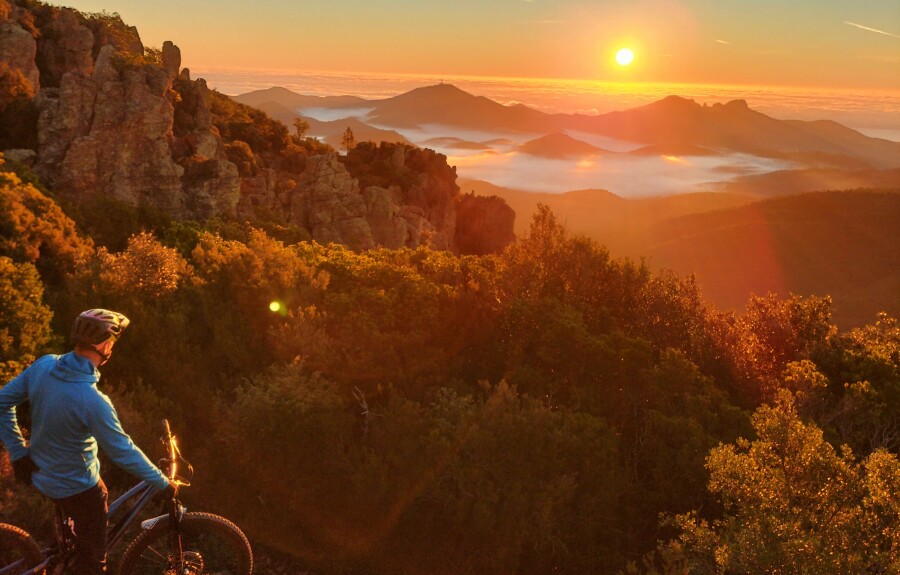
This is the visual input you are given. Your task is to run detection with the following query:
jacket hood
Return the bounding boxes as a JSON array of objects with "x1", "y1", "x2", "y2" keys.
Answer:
[{"x1": 50, "y1": 352, "x2": 100, "y2": 384}]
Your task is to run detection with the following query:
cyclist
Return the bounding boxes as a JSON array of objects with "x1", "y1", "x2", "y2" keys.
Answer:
[{"x1": 0, "y1": 309, "x2": 175, "y2": 575}]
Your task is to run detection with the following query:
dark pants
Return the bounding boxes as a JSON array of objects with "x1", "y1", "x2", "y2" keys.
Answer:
[{"x1": 53, "y1": 480, "x2": 108, "y2": 575}]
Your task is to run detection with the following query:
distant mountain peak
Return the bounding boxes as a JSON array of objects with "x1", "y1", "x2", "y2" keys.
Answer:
[
  {"x1": 408, "y1": 83, "x2": 470, "y2": 96},
  {"x1": 661, "y1": 95, "x2": 696, "y2": 105},
  {"x1": 722, "y1": 99, "x2": 750, "y2": 110},
  {"x1": 519, "y1": 132, "x2": 607, "y2": 158},
  {"x1": 256, "y1": 86, "x2": 301, "y2": 95},
  {"x1": 429, "y1": 82, "x2": 465, "y2": 90}
]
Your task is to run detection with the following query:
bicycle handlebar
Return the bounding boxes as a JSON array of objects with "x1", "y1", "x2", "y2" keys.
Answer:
[{"x1": 160, "y1": 419, "x2": 191, "y2": 487}]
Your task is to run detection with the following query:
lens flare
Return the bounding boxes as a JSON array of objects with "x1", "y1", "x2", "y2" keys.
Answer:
[{"x1": 269, "y1": 301, "x2": 282, "y2": 313}]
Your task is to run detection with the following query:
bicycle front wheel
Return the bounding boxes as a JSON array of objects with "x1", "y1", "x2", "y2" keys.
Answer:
[
  {"x1": 0, "y1": 523, "x2": 44, "y2": 575},
  {"x1": 119, "y1": 512, "x2": 252, "y2": 575}
]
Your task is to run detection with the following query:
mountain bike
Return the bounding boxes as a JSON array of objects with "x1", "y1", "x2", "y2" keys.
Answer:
[{"x1": 0, "y1": 420, "x2": 252, "y2": 575}]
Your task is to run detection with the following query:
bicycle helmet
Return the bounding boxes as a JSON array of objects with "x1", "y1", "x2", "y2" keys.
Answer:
[{"x1": 71, "y1": 308, "x2": 131, "y2": 346}]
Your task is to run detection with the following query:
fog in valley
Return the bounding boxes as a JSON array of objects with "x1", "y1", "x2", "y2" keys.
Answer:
[{"x1": 299, "y1": 107, "x2": 798, "y2": 196}]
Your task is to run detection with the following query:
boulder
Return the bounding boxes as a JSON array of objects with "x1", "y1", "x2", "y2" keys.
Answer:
[{"x1": 1, "y1": 148, "x2": 37, "y2": 166}]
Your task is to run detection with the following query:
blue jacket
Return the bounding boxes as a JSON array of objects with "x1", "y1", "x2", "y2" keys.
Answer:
[{"x1": 0, "y1": 352, "x2": 169, "y2": 499}]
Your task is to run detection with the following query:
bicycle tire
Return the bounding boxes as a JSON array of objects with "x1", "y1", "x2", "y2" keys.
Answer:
[
  {"x1": 119, "y1": 512, "x2": 252, "y2": 575},
  {"x1": 0, "y1": 523, "x2": 44, "y2": 575}
]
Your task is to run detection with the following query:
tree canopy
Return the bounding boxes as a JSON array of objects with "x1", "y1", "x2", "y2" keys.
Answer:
[{"x1": 0, "y1": 154, "x2": 897, "y2": 574}]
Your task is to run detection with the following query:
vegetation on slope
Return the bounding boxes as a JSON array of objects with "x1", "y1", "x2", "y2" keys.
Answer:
[{"x1": 1, "y1": 156, "x2": 897, "y2": 574}]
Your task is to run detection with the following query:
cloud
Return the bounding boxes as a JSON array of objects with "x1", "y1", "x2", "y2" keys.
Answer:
[
  {"x1": 844, "y1": 21, "x2": 900, "y2": 39},
  {"x1": 531, "y1": 20, "x2": 566, "y2": 24},
  {"x1": 715, "y1": 39, "x2": 731, "y2": 45}
]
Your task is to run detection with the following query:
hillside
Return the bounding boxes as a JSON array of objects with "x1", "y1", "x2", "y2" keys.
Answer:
[
  {"x1": 633, "y1": 190, "x2": 900, "y2": 327},
  {"x1": 459, "y1": 178, "x2": 752, "y2": 241},
  {"x1": 463, "y1": 178, "x2": 898, "y2": 327},
  {"x1": 712, "y1": 167, "x2": 900, "y2": 197}
]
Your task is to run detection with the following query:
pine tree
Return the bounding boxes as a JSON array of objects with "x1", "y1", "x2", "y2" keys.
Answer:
[{"x1": 341, "y1": 126, "x2": 356, "y2": 153}]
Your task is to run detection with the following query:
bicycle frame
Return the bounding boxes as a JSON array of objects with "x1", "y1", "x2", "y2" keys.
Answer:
[
  {"x1": 6, "y1": 420, "x2": 189, "y2": 575},
  {"x1": 8, "y1": 481, "x2": 160, "y2": 575}
]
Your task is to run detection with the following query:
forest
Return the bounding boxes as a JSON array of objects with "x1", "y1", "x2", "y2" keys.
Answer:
[{"x1": 1, "y1": 154, "x2": 897, "y2": 574}]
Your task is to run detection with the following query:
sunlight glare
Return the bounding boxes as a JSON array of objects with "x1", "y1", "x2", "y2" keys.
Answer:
[{"x1": 615, "y1": 48, "x2": 635, "y2": 67}]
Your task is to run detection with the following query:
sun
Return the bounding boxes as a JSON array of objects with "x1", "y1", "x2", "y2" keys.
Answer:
[{"x1": 615, "y1": 48, "x2": 635, "y2": 66}]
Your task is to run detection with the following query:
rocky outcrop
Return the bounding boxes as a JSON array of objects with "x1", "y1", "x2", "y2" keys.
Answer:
[
  {"x1": 2, "y1": 1, "x2": 514, "y2": 252},
  {"x1": 340, "y1": 142, "x2": 460, "y2": 250},
  {"x1": 454, "y1": 193, "x2": 516, "y2": 255},
  {"x1": 38, "y1": 43, "x2": 187, "y2": 213},
  {"x1": 1, "y1": 2, "x2": 241, "y2": 219},
  {"x1": 172, "y1": 71, "x2": 241, "y2": 219},
  {"x1": 236, "y1": 143, "x2": 470, "y2": 251},
  {"x1": 288, "y1": 154, "x2": 373, "y2": 250},
  {"x1": 32, "y1": 6, "x2": 100, "y2": 86}
]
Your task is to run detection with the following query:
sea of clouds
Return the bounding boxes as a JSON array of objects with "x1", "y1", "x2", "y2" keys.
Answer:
[
  {"x1": 298, "y1": 110, "x2": 797, "y2": 197},
  {"x1": 197, "y1": 68, "x2": 899, "y2": 197}
]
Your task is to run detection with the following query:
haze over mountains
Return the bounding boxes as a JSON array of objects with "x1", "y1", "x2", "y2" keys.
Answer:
[
  {"x1": 233, "y1": 83, "x2": 900, "y2": 326},
  {"x1": 236, "y1": 83, "x2": 900, "y2": 174},
  {"x1": 459, "y1": 179, "x2": 899, "y2": 327}
]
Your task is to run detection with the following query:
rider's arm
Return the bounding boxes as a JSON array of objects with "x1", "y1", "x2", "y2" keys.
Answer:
[
  {"x1": 84, "y1": 390, "x2": 170, "y2": 491},
  {"x1": 0, "y1": 367, "x2": 31, "y2": 461}
]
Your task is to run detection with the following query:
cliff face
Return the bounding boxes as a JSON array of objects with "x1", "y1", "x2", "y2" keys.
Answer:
[
  {"x1": 1, "y1": 1, "x2": 514, "y2": 253},
  {"x1": 1, "y1": 2, "x2": 238, "y2": 219},
  {"x1": 237, "y1": 144, "x2": 466, "y2": 252},
  {"x1": 341, "y1": 142, "x2": 460, "y2": 251}
]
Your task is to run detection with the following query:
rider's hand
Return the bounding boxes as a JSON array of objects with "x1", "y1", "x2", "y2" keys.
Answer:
[
  {"x1": 12, "y1": 456, "x2": 38, "y2": 485},
  {"x1": 162, "y1": 479, "x2": 179, "y2": 499}
]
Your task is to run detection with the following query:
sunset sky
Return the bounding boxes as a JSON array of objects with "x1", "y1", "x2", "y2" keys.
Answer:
[{"x1": 53, "y1": 0, "x2": 900, "y2": 90}]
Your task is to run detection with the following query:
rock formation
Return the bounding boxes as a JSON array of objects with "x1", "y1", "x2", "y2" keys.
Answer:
[
  {"x1": 235, "y1": 142, "x2": 470, "y2": 251},
  {"x1": 454, "y1": 193, "x2": 516, "y2": 255},
  {"x1": 1, "y1": 2, "x2": 237, "y2": 219},
  {"x1": 338, "y1": 142, "x2": 460, "y2": 250},
  {"x1": 1, "y1": 1, "x2": 515, "y2": 253}
]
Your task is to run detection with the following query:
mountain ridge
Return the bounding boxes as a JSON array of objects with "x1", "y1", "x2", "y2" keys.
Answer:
[
  {"x1": 461, "y1": 177, "x2": 899, "y2": 327},
  {"x1": 237, "y1": 84, "x2": 900, "y2": 170}
]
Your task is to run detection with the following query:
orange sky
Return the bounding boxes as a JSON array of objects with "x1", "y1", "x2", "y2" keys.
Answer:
[{"x1": 53, "y1": 0, "x2": 900, "y2": 90}]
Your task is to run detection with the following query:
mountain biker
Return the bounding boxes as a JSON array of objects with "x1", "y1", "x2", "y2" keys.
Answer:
[{"x1": 0, "y1": 309, "x2": 176, "y2": 575}]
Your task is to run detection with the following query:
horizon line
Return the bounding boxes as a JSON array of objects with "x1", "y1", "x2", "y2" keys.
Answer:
[{"x1": 188, "y1": 66, "x2": 900, "y2": 97}]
